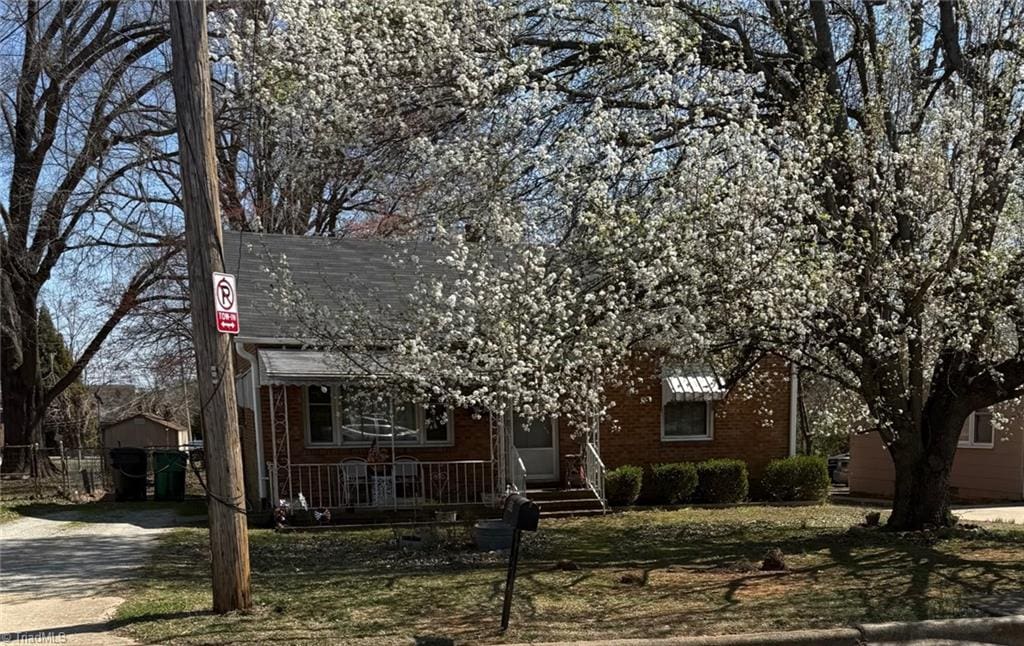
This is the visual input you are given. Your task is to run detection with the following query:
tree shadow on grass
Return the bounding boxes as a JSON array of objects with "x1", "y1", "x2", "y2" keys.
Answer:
[{"x1": 125, "y1": 515, "x2": 1024, "y2": 644}]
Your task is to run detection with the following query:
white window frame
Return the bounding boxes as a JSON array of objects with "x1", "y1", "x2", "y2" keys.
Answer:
[
  {"x1": 958, "y1": 410, "x2": 994, "y2": 449},
  {"x1": 303, "y1": 386, "x2": 454, "y2": 448},
  {"x1": 304, "y1": 385, "x2": 338, "y2": 446},
  {"x1": 418, "y1": 404, "x2": 456, "y2": 446},
  {"x1": 661, "y1": 400, "x2": 714, "y2": 442}
]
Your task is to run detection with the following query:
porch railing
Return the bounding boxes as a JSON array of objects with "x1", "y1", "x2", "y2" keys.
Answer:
[
  {"x1": 268, "y1": 460, "x2": 497, "y2": 510},
  {"x1": 509, "y1": 446, "x2": 527, "y2": 494},
  {"x1": 584, "y1": 441, "x2": 607, "y2": 512}
]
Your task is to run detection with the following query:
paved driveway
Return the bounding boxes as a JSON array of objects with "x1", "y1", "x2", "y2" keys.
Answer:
[
  {"x1": 954, "y1": 504, "x2": 1024, "y2": 524},
  {"x1": 0, "y1": 507, "x2": 189, "y2": 644}
]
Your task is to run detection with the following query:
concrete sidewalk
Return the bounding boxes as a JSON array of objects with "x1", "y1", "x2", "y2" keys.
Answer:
[
  {"x1": 0, "y1": 507, "x2": 191, "y2": 645},
  {"x1": 953, "y1": 504, "x2": 1024, "y2": 524},
  {"x1": 507, "y1": 615, "x2": 1024, "y2": 646}
]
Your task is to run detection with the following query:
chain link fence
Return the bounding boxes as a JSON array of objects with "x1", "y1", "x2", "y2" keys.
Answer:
[
  {"x1": 1, "y1": 443, "x2": 206, "y2": 501},
  {"x1": 1, "y1": 443, "x2": 112, "y2": 500}
]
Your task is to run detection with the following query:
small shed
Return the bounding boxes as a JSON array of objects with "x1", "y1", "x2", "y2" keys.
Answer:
[{"x1": 102, "y1": 413, "x2": 190, "y2": 449}]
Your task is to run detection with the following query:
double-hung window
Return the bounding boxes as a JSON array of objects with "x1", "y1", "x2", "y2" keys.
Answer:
[
  {"x1": 662, "y1": 400, "x2": 713, "y2": 441},
  {"x1": 304, "y1": 386, "x2": 453, "y2": 446},
  {"x1": 959, "y1": 409, "x2": 994, "y2": 448},
  {"x1": 307, "y1": 386, "x2": 335, "y2": 445}
]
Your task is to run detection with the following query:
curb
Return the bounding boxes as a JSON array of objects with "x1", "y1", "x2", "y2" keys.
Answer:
[
  {"x1": 503, "y1": 627, "x2": 862, "y2": 646},
  {"x1": 857, "y1": 615, "x2": 1024, "y2": 645},
  {"x1": 504, "y1": 615, "x2": 1024, "y2": 646}
]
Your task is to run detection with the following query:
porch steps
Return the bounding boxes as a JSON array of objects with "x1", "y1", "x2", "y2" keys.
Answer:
[{"x1": 526, "y1": 488, "x2": 606, "y2": 517}]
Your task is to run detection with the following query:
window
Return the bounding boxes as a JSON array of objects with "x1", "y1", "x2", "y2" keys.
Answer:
[
  {"x1": 307, "y1": 386, "x2": 335, "y2": 445},
  {"x1": 959, "y1": 410, "x2": 994, "y2": 448},
  {"x1": 662, "y1": 401, "x2": 713, "y2": 441},
  {"x1": 513, "y1": 416, "x2": 554, "y2": 448},
  {"x1": 304, "y1": 386, "x2": 453, "y2": 447},
  {"x1": 423, "y1": 402, "x2": 451, "y2": 443}
]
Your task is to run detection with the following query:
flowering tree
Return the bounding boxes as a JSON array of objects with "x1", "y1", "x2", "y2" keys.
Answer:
[
  {"x1": 231, "y1": 1, "x2": 1024, "y2": 530},
  {"x1": 240, "y1": 0, "x2": 819, "y2": 433},
  {"x1": 689, "y1": 1, "x2": 1024, "y2": 529}
]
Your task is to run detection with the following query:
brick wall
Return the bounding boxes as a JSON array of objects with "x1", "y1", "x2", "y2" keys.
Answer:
[
  {"x1": 244, "y1": 354, "x2": 793, "y2": 501},
  {"x1": 257, "y1": 385, "x2": 493, "y2": 466},
  {"x1": 597, "y1": 356, "x2": 793, "y2": 481}
]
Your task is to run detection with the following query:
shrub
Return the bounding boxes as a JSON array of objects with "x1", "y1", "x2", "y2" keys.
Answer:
[
  {"x1": 758, "y1": 455, "x2": 830, "y2": 501},
  {"x1": 605, "y1": 465, "x2": 643, "y2": 505},
  {"x1": 695, "y1": 459, "x2": 749, "y2": 503},
  {"x1": 647, "y1": 462, "x2": 698, "y2": 504}
]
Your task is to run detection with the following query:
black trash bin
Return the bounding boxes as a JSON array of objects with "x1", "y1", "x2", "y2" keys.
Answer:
[
  {"x1": 109, "y1": 447, "x2": 148, "y2": 501},
  {"x1": 153, "y1": 449, "x2": 188, "y2": 502}
]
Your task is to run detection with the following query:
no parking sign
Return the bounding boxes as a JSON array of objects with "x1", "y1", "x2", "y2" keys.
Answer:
[{"x1": 212, "y1": 272, "x2": 239, "y2": 334}]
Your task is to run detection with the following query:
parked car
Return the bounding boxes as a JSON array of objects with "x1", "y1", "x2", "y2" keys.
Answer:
[{"x1": 828, "y1": 453, "x2": 850, "y2": 485}]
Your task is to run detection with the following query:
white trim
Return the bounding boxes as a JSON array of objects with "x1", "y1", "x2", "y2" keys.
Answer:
[
  {"x1": 788, "y1": 363, "x2": 799, "y2": 456},
  {"x1": 235, "y1": 343, "x2": 266, "y2": 500},
  {"x1": 958, "y1": 410, "x2": 994, "y2": 449},
  {"x1": 661, "y1": 400, "x2": 714, "y2": 442},
  {"x1": 418, "y1": 404, "x2": 456, "y2": 446},
  {"x1": 302, "y1": 385, "x2": 454, "y2": 448}
]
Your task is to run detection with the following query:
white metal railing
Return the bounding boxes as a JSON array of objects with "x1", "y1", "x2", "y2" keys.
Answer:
[
  {"x1": 509, "y1": 446, "x2": 527, "y2": 494},
  {"x1": 268, "y1": 460, "x2": 496, "y2": 510},
  {"x1": 584, "y1": 441, "x2": 607, "y2": 512}
]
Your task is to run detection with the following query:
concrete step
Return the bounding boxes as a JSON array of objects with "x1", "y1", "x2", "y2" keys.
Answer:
[
  {"x1": 540, "y1": 508, "x2": 607, "y2": 519},
  {"x1": 536, "y1": 497, "x2": 604, "y2": 513},
  {"x1": 526, "y1": 488, "x2": 596, "y2": 502}
]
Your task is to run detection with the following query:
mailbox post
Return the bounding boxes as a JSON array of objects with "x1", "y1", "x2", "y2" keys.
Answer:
[{"x1": 500, "y1": 493, "x2": 540, "y2": 631}]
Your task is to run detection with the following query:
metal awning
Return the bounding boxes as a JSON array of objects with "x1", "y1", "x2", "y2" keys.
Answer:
[
  {"x1": 663, "y1": 367, "x2": 727, "y2": 402},
  {"x1": 257, "y1": 349, "x2": 398, "y2": 385}
]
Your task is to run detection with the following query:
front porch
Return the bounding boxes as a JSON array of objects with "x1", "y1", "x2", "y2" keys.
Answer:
[
  {"x1": 247, "y1": 349, "x2": 608, "y2": 516},
  {"x1": 268, "y1": 458, "x2": 500, "y2": 511}
]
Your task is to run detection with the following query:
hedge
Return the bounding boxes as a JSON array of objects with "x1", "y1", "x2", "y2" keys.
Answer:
[
  {"x1": 647, "y1": 462, "x2": 698, "y2": 504},
  {"x1": 605, "y1": 465, "x2": 643, "y2": 505},
  {"x1": 758, "y1": 455, "x2": 830, "y2": 501},
  {"x1": 695, "y1": 459, "x2": 749, "y2": 503}
]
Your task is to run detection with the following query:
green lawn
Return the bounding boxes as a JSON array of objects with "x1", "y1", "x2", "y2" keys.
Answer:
[{"x1": 114, "y1": 505, "x2": 1024, "y2": 645}]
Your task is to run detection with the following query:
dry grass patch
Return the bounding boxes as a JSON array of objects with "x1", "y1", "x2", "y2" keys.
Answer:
[{"x1": 113, "y1": 504, "x2": 1024, "y2": 644}]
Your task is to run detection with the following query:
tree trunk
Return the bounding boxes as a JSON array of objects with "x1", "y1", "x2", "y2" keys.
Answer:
[
  {"x1": 886, "y1": 406, "x2": 963, "y2": 530},
  {"x1": 0, "y1": 291, "x2": 55, "y2": 475}
]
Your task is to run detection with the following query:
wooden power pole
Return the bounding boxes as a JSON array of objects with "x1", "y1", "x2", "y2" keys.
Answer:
[{"x1": 169, "y1": 0, "x2": 252, "y2": 612}]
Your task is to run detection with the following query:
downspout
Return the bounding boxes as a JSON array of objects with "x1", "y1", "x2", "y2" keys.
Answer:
[
  {"x1": 235, "y1": 342, "x2": 266, "y2": 500},
  {"x1": 789, "y1": 362, "x2": 799, "y2": 457}
]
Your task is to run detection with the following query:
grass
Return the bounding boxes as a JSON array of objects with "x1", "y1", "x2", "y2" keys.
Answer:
[{"x1": 113, "y1": 505, "x2": 1024, "y2": 645}]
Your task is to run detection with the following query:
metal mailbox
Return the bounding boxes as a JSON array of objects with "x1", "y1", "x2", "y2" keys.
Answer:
[
  {"x1": 500, "y1": 493, "x2": 540, "y2": 631},
  {"x1": 503, "y1": 493, "x2": 540, "y2": 532}
]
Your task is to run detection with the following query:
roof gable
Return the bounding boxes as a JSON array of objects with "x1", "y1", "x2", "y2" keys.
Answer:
[{"x1": 223, "y1": 231, "x2": 450, "y2": 343}]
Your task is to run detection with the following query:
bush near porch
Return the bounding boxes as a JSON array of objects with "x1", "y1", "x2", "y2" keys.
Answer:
[
  {"x1": 113, "y1": 505, "x2": 1024, "y2": 645},
  {"x1": 758, "y1": 456, "x2": 831, "y2": 502}
]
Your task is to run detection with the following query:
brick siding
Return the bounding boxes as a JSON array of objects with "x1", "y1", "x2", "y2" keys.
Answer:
[
  {"x1": 244, "y1": 353, "x2": 793, "y2": 502},
  {"x1": 596, "y1": 356, "x2": 793, "y2": 480}
]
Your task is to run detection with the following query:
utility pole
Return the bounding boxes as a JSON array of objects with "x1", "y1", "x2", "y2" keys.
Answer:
[{"x1": 168, "y1": 0, "x2": 251, "y2": 612}]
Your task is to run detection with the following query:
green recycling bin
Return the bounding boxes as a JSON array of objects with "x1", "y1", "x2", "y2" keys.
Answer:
[{"x1": 153, "y1": 449, "x2": 188, "y2": 501}]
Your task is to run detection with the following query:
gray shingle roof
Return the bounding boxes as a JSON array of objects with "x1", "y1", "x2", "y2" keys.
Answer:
[{"x1": 222, "y1": 230, "x2": 449, "y2": 343}]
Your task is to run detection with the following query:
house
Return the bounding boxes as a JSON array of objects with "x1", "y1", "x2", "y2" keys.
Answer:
[
  {"x1": 848, "y1": 400, "x2": 1024, "y2": 502},
  {"x1": 102, "y1": 413, "x2": 191, "y2": 449},
  {"x1": 224, "y1": 231, "x2": 799, "y2": 515}
]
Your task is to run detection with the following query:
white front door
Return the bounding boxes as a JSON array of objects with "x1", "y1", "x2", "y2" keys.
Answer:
[{"x1": 513, "y1": 416, "x2": 558, "y2": 483}]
